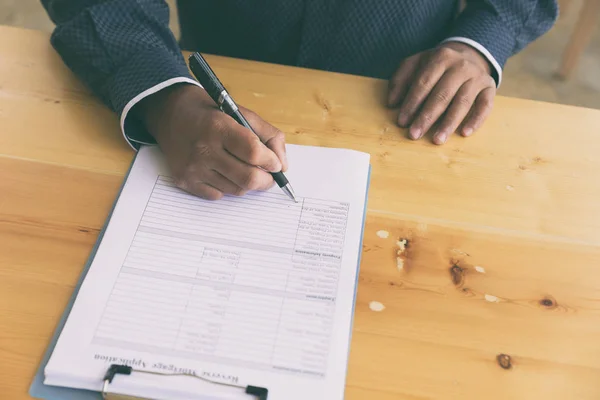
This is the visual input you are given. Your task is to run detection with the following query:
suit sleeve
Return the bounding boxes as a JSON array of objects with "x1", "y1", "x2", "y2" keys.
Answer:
[
  {"x1": 444, "y1": 0, "x2": 558, "y2": 85},
  {"x1": 40, "y1": 0, "x2": 202, "y2": 149}
]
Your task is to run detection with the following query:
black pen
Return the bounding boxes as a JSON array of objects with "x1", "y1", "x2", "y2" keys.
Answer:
[{"x1": 187, "y1": 52, "x2": 297, "y2": 203}]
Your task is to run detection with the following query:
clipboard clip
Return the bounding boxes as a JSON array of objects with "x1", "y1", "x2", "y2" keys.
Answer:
[{"x1": 102, "y1": 364, "x2": 269, "y2": 400}]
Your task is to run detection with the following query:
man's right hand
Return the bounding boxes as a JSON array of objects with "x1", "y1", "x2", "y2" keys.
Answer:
[{"x1": 135, "y1": 84, "x2": 288, "y2": 200}]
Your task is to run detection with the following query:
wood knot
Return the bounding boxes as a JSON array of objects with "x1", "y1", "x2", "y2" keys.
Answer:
[
  {"x1": 539, "y1": 296, "x2": 557, "y2": 309},
  {"x1": 379, "y1": 151, "x2": 390, "y2": 160},
  {"x1": 449, "y1": 264, "x2": 464, "y2": 286},
  {"x1": 396, "y1": 238, "x2": 410, "y2": 253},
  {"x1": 314, "y1": 92, "x2": 332, "y2": 113},
  {"x1": 496, "y1": 354, "x2": 512, "y2": 369}
]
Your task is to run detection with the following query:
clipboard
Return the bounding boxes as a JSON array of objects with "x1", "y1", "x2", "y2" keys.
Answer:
[{"x1": 29, "y1": 154, "x2": 371, "y2": 400}]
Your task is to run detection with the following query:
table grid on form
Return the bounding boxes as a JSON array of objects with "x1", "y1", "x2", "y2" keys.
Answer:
[{"x1": 93, "y1": 176, "x2": 350, "y2": 376}]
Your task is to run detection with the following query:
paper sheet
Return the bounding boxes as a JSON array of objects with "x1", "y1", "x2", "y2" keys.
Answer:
[{"x1": 43, "y1": 144, "x2": 370, "y2": 399}]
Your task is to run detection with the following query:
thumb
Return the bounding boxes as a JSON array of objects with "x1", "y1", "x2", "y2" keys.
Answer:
[
  {"x1": 222, "y1": 122, "x2": 282, "y2": 173},
  {"x1": 264, "y1": 131, "x2": 288, "y2": 172},
  {"x1": 241, "y1": 108, "x2": 288, "y2": 172}
]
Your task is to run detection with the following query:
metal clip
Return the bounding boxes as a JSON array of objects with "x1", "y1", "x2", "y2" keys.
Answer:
[
  {"x1": 102, "y1": 364, "x2": 133, "y2": 399},
  {"x1": 100, "y1": 364, "x2": 268, "y2": 399}
]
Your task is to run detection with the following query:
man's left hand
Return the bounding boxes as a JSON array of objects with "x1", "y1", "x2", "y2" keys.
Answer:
[{"x1": 388, "y1": 42, "x2": 496, "y2": 145}]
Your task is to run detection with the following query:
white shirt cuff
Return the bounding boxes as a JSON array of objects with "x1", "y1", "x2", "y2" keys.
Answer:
[
  {"x1": 119, "y1": 77, "x2": 204, "y2": 150},
  {"x1": 441, "y1": 36, "x2": 503, "y2": 87}
]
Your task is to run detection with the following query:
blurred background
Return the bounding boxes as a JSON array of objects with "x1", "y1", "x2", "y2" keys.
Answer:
[{"x1": 1, "y1": 0, "x2": 599, "y2": 110}]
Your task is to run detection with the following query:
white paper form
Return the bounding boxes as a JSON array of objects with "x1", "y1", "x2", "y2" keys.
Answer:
[{"x1": 44, "y1": 143, "x2": 370, "y2": 400}]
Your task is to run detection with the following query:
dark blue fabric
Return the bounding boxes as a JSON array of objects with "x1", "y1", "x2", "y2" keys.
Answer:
[{"x1": 40, "y1": 0, "x2": 558, "y2": 145}]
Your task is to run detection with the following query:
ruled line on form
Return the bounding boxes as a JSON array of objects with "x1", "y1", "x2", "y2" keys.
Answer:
[{"x1": 94, "y1": 174, "x2": 349, "y2": 377}]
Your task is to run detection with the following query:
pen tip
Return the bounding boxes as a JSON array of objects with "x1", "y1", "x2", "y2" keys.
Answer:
[{"x1": 282, "y1": 184, "x2": 297, "y2": 203}]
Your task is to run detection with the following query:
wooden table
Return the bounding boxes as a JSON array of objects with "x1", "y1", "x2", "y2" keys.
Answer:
[{"x1": 2, "y1": 25, "x2": 600, "y2": 400}]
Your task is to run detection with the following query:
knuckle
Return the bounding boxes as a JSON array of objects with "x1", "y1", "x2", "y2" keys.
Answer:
[
  {"x1": 246, "y1": 140, "x2": 263, "y2": 165},
  {"x1": 267, "y1": 130, "x2": 285, "y2": 149},
  {"x1": 457, "y1": 59, "x2": 471, "y2": 71},
  {"x1": 417, "y1": 75, "x2": 433, "y2": 89},
  {"x1": 207, "y1": 115, "x2": 227, "y2": 132},
  {"x1": 433, "y1": 89, "x2": 451, "y2": 104},
  {"x1": 193, "y1": 142, "x2": 212, "y2": 158},
  {"x1": 480, "y1": 97, "x2": 494, "y2": 110},
  {"x1": 271, "y1": 129, "x2": 285, "y2": 142},
  {"x1": 483, "y1": 75, "x2": 496, "y2": 87},
  {"x1": 419, "y1": 112, "x2": 433, "y2": 124},
  {"x1": 457, "y1": 94, "x2": 472, "y2": 106},
  {"x1": 437, "y1": 46, "x2": 455, "y2": 60},
  {"x1": 243, "y1": 169, "x2": 262, "y2": 189}
]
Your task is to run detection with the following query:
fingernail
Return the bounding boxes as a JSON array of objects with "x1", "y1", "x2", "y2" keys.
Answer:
[
  {"x1": 409, "y1": 127, "x2": 422, "y2": 140},
  {"x1": 398, "y1": 114, "x2": 408, "y2": 127},
  {"x1": 463, "y1": 127, "x2": 473, "y2": 137},
  {"x1": 435, "y1": 131, "x2": 448, "y2": 144}
]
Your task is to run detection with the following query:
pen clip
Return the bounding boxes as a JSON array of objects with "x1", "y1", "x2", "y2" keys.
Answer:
[
  {"x1": 217, "y1": 90, "x2": 227, "y2": 111},
  {"x1": 217, "y1": 89, "x2": 238, "y2": 113}
]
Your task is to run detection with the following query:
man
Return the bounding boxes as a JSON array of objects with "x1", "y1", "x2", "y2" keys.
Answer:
[{"x1": 40, "y1": 0, "x2": 557, "y2": 200}]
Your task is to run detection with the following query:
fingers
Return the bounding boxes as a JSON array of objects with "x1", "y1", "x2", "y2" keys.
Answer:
[
  {"x1": 431, "y1": 79, "x2": 480, "y2": 144},
  {"x1": 461, "y1": 87, "x2": 495, "y2": 136},
  {"x1": 390, "y1": 44, "x2": 497, "y2": 144},
  {"x1": 173, "y1": 108, "x2": 284, "y2": 200},
  {"x1": 249, "y1": 114, "x2": 288, "y2": 172},
  {"x1": 222, "y1": 120, "x2": 283, "y2": 173},
  {"x1": 155, "y1": 85, "x2": 287, "y2": 201},
  {"x1": 175, "y1": 179, "x2": 224, "y2": 201},
  {"x1": 407, "y1": 68, "x2": 466, "y2": 141},
  {"x1": 397, "y1": 58, "x2": 446, "y2": 129},
  {"x1": 175, "y1": 157, "x2": 272, "y2": 200},
  {"x1": 216, "y1": 149, "x2": 275, "y2": 191},
  {"x1": 388, "y1": 56, "x2": 420, "y2": 107},
  {"x1": 264, "y1": 132, "x2": 288, "y2": 172},
  {"x1": 203, "y1": 170, "x2": 248, "y2": 196},
  {"x1": 239, "y1": 108, "x2": 288, "y2": 171}
]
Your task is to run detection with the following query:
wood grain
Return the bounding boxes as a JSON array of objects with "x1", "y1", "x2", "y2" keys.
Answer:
[{"x1": 1, "y1": 25, "x2": 600, "y2": 400}]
